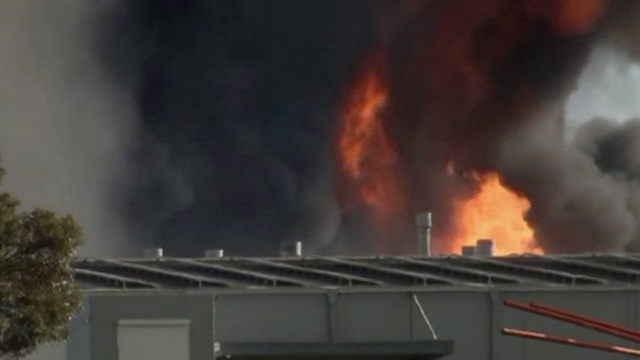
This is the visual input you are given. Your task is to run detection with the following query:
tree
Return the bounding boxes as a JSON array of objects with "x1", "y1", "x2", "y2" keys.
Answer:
[{"x1": 0, "y1": 155, "x2": 82, "y2": 358}]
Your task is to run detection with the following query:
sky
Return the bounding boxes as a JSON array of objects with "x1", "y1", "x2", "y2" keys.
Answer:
[{"x1": 567, "y1": 45, "x2": 640, "y2": 126}]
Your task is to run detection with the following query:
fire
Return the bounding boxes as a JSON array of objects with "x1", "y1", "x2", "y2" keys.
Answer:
[
  {"x1": 450, "y1": 171, "x2": 540, "y2": 255},
  {"x1": 334, "y1": 0, "x2": 614, "y2": 255},
  {"x1": 335, "y1": 58, "x2": 403, "y2": 227}
]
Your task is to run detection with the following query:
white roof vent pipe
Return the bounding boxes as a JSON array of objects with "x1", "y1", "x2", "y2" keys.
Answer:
[
  {"x1": 204, "y1": 249, "x2": 224, "y2": 258},
  {"x1": 476, "y1": 239, "x2": 495, "y2": 257},
  {"x1": 143, "y1": 247, "x2": 164, "y2": 259},
  {"x1": 415, "y1": 212, "x2": 432, "y2": 256},
  {"x1": 280, "y1": 241, "x2": 302, "y2": 257}
]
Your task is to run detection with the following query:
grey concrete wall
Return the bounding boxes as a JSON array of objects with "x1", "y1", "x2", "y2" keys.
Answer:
[
  {"x1": 410, "y1": 291, "x2": 492, "y2": 360},
  {"x1": 67, "y1": 297, "x2": 91, "y2": 360},
  {"x1": 214, "y1": 290, "x2": 488, "y2": 359},
  {"x1": 213, "y1": 288, "x2": 640, "y2": 360},
  {"x1": 57, "y1": 287, "x2": 640, "y2": 360},
  {"x1": 88, "y1": 293, "x2": 215, "y2": 360},
  {"x1": 215, "y1": 293, "x2": 330, "y2": 342}
]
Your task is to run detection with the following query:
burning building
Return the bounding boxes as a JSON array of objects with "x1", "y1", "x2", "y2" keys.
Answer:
[
  {"x1": 26, "y1": 250, "x2": 640, "y2": 360},
  {"x1": 46, "y1": 0, "x2": 640, "y2": 258},
  {"x1": 333, "y1": 0, "x2": 640, "y2": 257},
  {"x1": 14, "y1": 2, "x2": 640, "y2": 360}
]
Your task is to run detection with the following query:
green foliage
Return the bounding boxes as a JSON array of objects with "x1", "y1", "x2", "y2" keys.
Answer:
[{"x1": 0, "y1": 155, "x2": 82, "y2": 358}]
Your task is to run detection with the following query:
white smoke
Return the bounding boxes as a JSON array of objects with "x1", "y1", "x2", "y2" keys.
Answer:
[{"x1": 0, "y1": 1, "x2": 139, "y2": 256}]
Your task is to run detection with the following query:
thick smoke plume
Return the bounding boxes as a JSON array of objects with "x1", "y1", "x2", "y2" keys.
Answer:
[
  {"x1": 0, "y1": 1, "x2": 196, "y2": 256},
  {"x1": 0, "y1": 0, "x2": 377, "y2": 257},
  {"x1": 8, "y1": 1, "x2": 640, "y2": 257},
  {"x1": 488, "y1": 1, "x2": 640, "y2": 254},
  {"x1": 0, "y1": 1, "x2": 141, "y2": 256},
  {"x1": 102, "y1": 0, "x2": 374, "y2": 256},
  {"x1": 336, "y1": 0, "x2": 640, "y2": 255},
  {"x1": 104, "y1": 0, "x2": 640, "y2": 255}
]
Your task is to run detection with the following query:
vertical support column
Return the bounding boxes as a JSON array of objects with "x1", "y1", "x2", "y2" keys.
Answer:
[
  {"x1": 212, "y1": 295, "x2": 220, "y2": 360},
  {"x1": 67, "y1": 296, "x2": 91, "y2": 360},
  {"x1": 327, "y1": 292, "x2": 338, "y2": 342},
  {"x1": 489, "y1": 291, "x2": 501, "y2": 360}
]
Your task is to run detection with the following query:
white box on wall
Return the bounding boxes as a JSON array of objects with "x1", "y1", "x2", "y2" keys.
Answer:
[{"x1": 117, "y1": 319, "x2": 190, "y2": 360}]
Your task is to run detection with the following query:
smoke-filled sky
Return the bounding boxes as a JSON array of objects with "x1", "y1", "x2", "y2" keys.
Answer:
[
  {"x1": 0, "y1": 0, "x2": 375, "y2": 257},
  {"x1": 0, "y1": 1, "x2": 138, "y2": 256},
  {"x1": 3, "y1": 1, "x2": 640, "y2": 256},
  {"x1": 108, "y1": 0, "x2": 375, "y2": 256}
]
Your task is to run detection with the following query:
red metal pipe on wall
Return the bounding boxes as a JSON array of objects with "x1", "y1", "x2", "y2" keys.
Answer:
[
  {"x1": 529, "y1": 302, "x2": 640, "y2": 339},
  {"x1": 503, "y1": 299, "x2": 640, "y2": 343},
  {"x1": 502, "y1": 328, "x2": 640, "y2": 357}
]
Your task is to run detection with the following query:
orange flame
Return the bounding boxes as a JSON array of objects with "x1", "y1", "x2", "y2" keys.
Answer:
[
  {"x1": 334, "y1": 0, "x2": 612, "y2": 255},
  {"x1": 336, "y1": 60, "x2": 403, "y2": 227},
  {"x1": 450, "y1": 171, "x2": 540, "y2": 255}
]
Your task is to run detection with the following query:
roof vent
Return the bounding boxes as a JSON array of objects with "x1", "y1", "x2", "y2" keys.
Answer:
[
  {"x1": 143, "y1": 248, "x2": 164, "y2": 259},
  {"x1": 461, "y1": 246, "x2": 476, "y2": 256},
  {"x1": 476, "y1": 239, "x2": 494, "y2": 257},
  {"x1": 280, "y1": 241, "x2": 302, "y2": 257},
  {"x1": 204, "y1": 249, "x2": 224, "y2": 258},
  {"x1": 415, "y1": 212, "x2": 432, "y2": 256}
]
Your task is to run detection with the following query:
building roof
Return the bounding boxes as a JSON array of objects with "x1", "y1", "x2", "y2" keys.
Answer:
[{"x1": 72, "y1": 253, "x2": 640, "y2": 290}]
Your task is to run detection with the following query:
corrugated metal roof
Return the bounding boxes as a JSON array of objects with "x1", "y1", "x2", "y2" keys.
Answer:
[{"x1": 72, "y1": 254, "x2": 640, "y2": 290}]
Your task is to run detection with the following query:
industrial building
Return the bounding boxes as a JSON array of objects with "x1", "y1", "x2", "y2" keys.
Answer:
[{"x1": 23, "y1": 251, "x2": 640, "y2": 360}]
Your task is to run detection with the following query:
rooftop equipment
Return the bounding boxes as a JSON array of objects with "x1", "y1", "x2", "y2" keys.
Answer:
[
  {"x1": 415, "y1": 212, "x2": 433, "y2": 256},
  {"x1": 280, "y1": 241, "x2": 302, "y2": 257},
  {"x1": 475, "y1": 239, "x2": 494, "y2": 257},
  {"x1": 142, "y1": 248, "x2": 164, "y2": 258},
  {"x1": 204, "y1": 249, "x2": 224, "y2": 258},
  {"x1": 461, "y1": 246, "x2": 476, "y2": 256}
]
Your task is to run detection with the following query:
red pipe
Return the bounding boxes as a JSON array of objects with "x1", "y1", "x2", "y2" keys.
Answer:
[
  {"x1": 502, "y1": 328, "x2": 640, "y2": 357},
  {"x1": 503, "y1": 300, "x2": 640, "y2": 343},
  {"x1": 529, "y1": 302, "x2": 640, "y2": 339}
]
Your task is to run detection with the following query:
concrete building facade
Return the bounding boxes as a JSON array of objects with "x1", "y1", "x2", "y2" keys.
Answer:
[{"x1": 24, "y1": 254, "x2": 640, "y2": 359}]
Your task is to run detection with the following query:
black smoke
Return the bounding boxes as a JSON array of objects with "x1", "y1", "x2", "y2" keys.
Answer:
[
  {"x1": 350, "y1": 0, "x2": 640, "y2": 255},
  {"x1": 97, "y1": 0, "x2": 640, "y2": 256},
  {"x1": 102, "y1": 0, "x2": 374, "y2": 256}
]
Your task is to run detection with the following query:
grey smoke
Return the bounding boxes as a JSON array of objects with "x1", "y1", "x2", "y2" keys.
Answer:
[
  {"x1": 493, "y1": 3, "x2": 640, "y2": 254},
  {"x1": 0, "y1": 1, "x2": 191, "y2": 256},
  {"x1": 497, "y1": 114, "x2": 639, "y2": 253},
  {"x1": 0, "y1": 1, "x2": 138, "y2": 256},
  {"x1": 575, "y1": 118, "x2": 640, "y2": 252}
]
